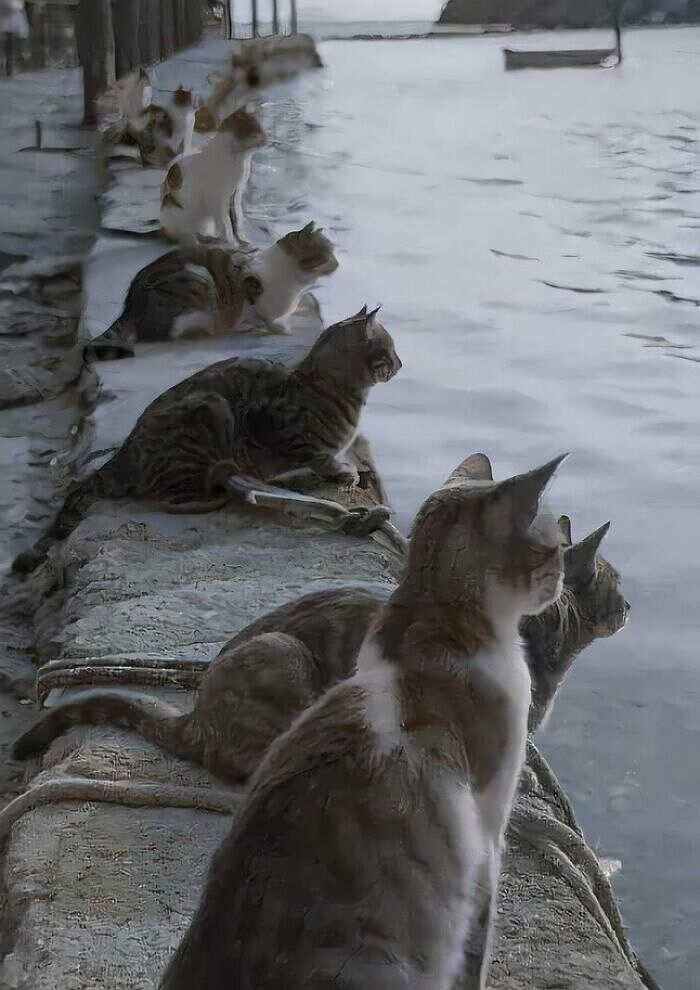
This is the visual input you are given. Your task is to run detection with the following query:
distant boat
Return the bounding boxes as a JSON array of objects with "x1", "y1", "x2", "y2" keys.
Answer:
[
  {"x1": 503, "y1": 47, "x2": 617, "y2": 69},
  {"x1": 504, "y1": 7, "x2": 622, "y2": 70}
]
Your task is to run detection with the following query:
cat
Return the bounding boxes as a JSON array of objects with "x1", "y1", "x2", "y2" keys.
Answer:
[
  {"x1": 104, "y1": 78, "x2": 194, "y2": 166},
  {"x1": 160, "y1": 106, "x2": 266, "y2": 246},
  {"x1": 82, "y1": 222, "x2": 338, "y2": 361},
  {"x1": 12, "y1": 306, "x2": 401, "y2": 575},
  {"x1": 526, "y1": 513, "x2": 629, "y2": 731},
  {"x1": 239, "y1": 221, "x2": 339, "y2": 334},
  {"x1": 157, "y1": 455, "x2": 567, "y2": 989},
  {"x1": 13, "y1": 455, "x2": 629, "y2": 785},
  {"x1": 83, "y1": 245, "x2": 265, "y2": 361},
  {"x1": 133, "y1": 85, "x2": 196, "y2": 167},
  {"x1": 102, "y1": 67, "x2": 152, "y2": 138}
]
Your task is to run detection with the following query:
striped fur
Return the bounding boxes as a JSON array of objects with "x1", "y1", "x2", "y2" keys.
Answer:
[
  {"x1": 157, "y1": 458, "x2": 564, "y2": 989},
  {"x1": 12, "y1": 306, "x2": 401, "y2": 575}
]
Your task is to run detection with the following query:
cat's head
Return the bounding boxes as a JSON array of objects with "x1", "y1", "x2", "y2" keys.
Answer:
[
  {"x1": 219, "y1": 106, "x2": 267, "y2": 149},
  {"x1": 173, "y1": 85, "x2": 193, "y2": 108},
  {"x1": 558, "y1": 515, "x2": 630, "y2": 638},
  {"x1": 408, "y1": 453, "x2": 568, "y2": 617},
  {"x1": 303, "y1": 305, "x2": 402, "y2": 388},
  {"x1": 278, "y1": 222, "x2": 339, "y2": 277}
]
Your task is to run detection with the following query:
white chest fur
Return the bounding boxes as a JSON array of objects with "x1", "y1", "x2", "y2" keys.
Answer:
[{"x1": 248, "y1": 244, "x2": 308, "y2": 322}]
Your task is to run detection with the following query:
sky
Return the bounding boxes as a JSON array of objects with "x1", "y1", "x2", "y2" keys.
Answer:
[{"x1": 299, "y1": 0, "x2": 444, "y2": 21}]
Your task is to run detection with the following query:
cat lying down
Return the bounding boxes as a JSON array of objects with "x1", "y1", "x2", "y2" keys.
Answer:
[
  {"x1": 13, "y1": 306, "x2": 401, "y2": 575},
  {"x1": 83, "y1": 222, "x2": 338, "y2": 361}
]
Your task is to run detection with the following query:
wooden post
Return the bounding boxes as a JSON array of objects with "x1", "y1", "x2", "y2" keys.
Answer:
[
  {"x1": 251, "y1": 0, "x2": 257, "y2": 37},
  {"x1": 111, "y1": 0, "x2": 141, "y2": 78},
  {"x1": 138, "y1": 0, "x2": 159, "y2": 64},
  {"x1": 289, "y1": 0, "x2": 297, "y2": 35},
  {"x1": 184, "y1": 0, "x2": 203, "y2": 44},
  {"x1": 172, "y1": 0, "x2": 186, "y2": 49},
  {"x1": 223, "y1": 0, "x2": 233, "y2": 39},
  {"x1": 272, "y1": 0, "x2": 278, "y2": 35},
  {"x1": 74, "y1": 0, "x2": 115, "y2": 125},
  {"x1": 159, "y1": 0, "x2": 175, "y2": 57},
  {"x1": 612, "y1": 0, "x2": 623, "y2": 63}
]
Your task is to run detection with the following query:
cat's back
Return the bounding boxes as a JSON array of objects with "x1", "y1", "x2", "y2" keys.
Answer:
[
  {"x1": 143, "y1": 356, "x2": 288, "y2": 416},
  {"x1": 212, "y1": 586, "x2": 385, "y2": 683},
  {"x1": 164, "y1": 676, "x2": 478, "y2": 989}
]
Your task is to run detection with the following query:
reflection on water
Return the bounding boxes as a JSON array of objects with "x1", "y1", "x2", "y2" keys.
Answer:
[{"x1": 254, "y1": 25, "x2": 699, "y2": 989}]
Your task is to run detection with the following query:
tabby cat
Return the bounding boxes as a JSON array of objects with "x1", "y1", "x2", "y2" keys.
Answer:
[
  {"x1": 160, "y1": 106, "x2": 266, "y2": 245},
  {"x1": 83, "y1": 222, "x2": 338, "y2": 361},
  {"x1": 157, "y1": 455, "x2": 566, "y2": 989},
  {"x1": 12, "y1": 306, "x2": 401, "y2": 574},
  {"x1": 14, "y1": 455, "x2": 629, "y2": 784}
]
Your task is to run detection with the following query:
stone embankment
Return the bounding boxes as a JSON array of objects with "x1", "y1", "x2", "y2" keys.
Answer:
[{"x1": 0, "y1": 35, "x2": 659, "y2": 990}]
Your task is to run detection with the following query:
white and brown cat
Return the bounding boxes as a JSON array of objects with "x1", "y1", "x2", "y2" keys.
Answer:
[
  {"x1": 156, "y1": 454, "x2": 567, "y2": 989},
  {"x1": 239, "y1": 221, "x2": 339, "y2": 334},
  {"x1": 83, "y1": 222, "x2": 339, "y2": 360},
  {"x1": 104, "y1": 75, "x2": 194, "y2": 167},
  {"x1": 160, "y1": 106, "x2": 266, "y2": 246}
]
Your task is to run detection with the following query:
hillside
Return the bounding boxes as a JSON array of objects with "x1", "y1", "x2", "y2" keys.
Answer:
[{"x1": 437, "y1": 0, "x2": 692, "y2": 28}]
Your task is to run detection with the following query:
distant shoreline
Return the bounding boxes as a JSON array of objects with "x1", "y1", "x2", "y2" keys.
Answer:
[{"x1": 317, "y1": 21, "x2": 699, "y2": 42}]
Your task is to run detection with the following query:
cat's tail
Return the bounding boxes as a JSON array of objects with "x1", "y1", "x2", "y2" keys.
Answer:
[
  {"x1": 11, "y1": 465, "x2": 121, "y2": 575},
  {"x1": 83, "y1": 314, "x2": 137, "y2": 362},
  {"x1": 12, "y1": 689, "x2": 203, "y2": 766}
]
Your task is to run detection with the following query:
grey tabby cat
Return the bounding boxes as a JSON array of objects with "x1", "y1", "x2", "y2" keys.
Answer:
[
  {"x1": 83, "y1": 223, "x2": 338, "y2": 361},
  {"x1": 14, "y1": 455, "x2": 629, "y2": 780},
  {"x1": 12, "y1": 306, "x2": 401, "y2": 575},
  {"x1": 157, "y1": 455, "x2": 567, "y2": 989}
]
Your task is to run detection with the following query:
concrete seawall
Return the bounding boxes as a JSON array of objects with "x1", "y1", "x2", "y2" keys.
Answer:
[{"x1": 1, "y1": 37, "x2": 659, "y2": 990}]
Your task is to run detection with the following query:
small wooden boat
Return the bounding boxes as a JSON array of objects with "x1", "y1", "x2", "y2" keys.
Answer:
[
  {"x1": 504, "y1": 7, "x2": 622, "y2": 71},
  {"x1": 503, "y1": 47, "x2": 617, "y2": 69}
]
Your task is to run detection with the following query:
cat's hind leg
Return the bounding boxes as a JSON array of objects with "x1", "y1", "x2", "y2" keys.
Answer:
[{"x1": 199, "y1": 631, "x2": 318, "y2": 781}]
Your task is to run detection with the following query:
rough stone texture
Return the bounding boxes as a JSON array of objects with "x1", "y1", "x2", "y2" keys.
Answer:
[{"x1": 0, "y1": 35, "x2": 656, "y2": 990}]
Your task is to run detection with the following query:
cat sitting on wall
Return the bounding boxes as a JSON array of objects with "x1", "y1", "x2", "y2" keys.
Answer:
[
  {"x1": 13, "y1": 306, "x2": 401, "y2": 574},
  {"x1": 83, "y1": 223, "x2": 339, "y2": 361},
  {"x1": 14, "y1": 454, "x2": 629, "y2": 787},
  {"x1": 160, "y1": 106, "x2": 266, "y2": 246}
]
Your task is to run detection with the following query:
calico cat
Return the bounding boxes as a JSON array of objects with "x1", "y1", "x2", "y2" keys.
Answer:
[
  {"x1": 104, "y1": 80, "x2": 193, "y2": 166},
  {"x1": 83, "y1": 246, "x2": 265, "y2": 361},
  {"x1": 82, "y1": 223, "x2": 338, "y2": 361},
  {"x1": 13, "y1": 455, "x2": 629, "y2": 786},
  {"x1": 160, "y1": 106, "x2": 266, "y2": 246},
  {"x1": 12, "y1": 306, "x2": 401, "y2": 575},
  {"x1": 240, "y1": 221, "x2": 339, "y2": 334},
  {"x1": 157, "y1": 456, "x2": 567, "y2": 989},
  {"x1": 102, "y1": 67, "x2": 152, "y2": 138},
  {"x1": 133, "y1": 85, "x2": 196, "y2": 167}
]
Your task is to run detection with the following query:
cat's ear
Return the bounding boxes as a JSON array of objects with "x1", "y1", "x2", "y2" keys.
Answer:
[
  {"x1": 299, "y1": 221, "x2": 315, "y2": 238},
  {"x1": 350, "y1": 304, "x2": 368, "y2": 322},
  {"x1": 445, "y1": 452, "x2": 493, "y2": 486},
  {"x1": 496, "y1": 454, "x2": 568, "y2": 534},
  {"x1": 364, "y1": 305, "x2": 381, "y2": 339},
  {"x1": 558, "y1": 514, "x2": 573, "y2": 546},
  {"x1": 566, "y1": 521, "x2": 610, "y2": 583}
]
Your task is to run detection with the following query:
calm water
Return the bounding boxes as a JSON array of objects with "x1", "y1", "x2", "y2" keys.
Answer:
[{"x1": 262, "y1": 27, "x2": 700, "y2": 989}]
